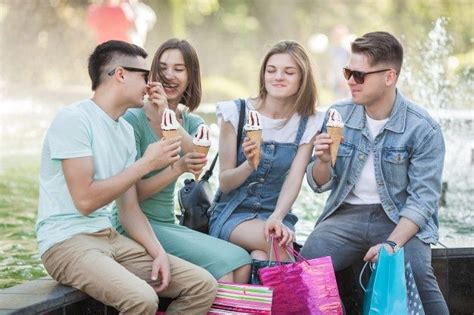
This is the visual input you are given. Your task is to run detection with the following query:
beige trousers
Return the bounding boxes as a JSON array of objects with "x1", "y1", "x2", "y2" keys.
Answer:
[{"x1": 42, "y1": 228, "x2": 217, "y2": 315}]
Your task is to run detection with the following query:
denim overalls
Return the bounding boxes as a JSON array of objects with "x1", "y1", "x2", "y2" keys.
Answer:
[{"x1": 209, "y1": 101, "x2": 308, "y2": 241}]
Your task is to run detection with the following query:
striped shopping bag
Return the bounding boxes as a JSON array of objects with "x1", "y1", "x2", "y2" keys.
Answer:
[{"x1": 208, "y1": 282, "x2": 273, "y2": 315}]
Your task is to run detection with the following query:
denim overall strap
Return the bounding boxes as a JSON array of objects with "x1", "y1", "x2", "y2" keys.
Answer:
[{"x1": 293, "y1": 116, "x2": 308, "y2": 145}]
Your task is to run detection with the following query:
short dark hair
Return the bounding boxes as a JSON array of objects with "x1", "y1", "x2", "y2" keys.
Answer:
[
  {"x1": 149, "y1": 38, "x2": 201, "y2": 112},
  {"x1": 351, "y1": 32, "x2": 403, "y2": 74},
  {"x1": 88, "y1": 40, "x2": 147, "y2": 90}
]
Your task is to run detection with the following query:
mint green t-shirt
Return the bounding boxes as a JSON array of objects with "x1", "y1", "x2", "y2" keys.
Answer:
[
  {"x1": 122, "y1": 108, "x2": 203, "y2": 224},
  {"x1": 36, "y1": 100, "x2": 137, "y2": 256}
]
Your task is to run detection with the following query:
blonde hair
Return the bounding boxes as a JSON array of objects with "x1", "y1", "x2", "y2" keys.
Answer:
[{"x1": 258, "y1": 40, "x2": 318, "y2": 117}]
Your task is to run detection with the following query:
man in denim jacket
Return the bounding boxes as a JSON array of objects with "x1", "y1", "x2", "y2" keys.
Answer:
[{"x1": 301, "y1": 32, "x2": 448, "y2": 313}]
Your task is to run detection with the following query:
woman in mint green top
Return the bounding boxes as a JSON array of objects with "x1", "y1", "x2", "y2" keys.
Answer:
[{"x1": 117, "y1": 39, "x2": 251, "y2": 283}]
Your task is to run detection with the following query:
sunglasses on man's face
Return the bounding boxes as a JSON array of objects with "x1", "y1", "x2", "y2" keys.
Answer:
[
  {"x1": 108, "y1": 66, "x2": 150, "y2": 83},
  {"x1": 343, "y1": 67, "x2": 392, "y2": 84}
]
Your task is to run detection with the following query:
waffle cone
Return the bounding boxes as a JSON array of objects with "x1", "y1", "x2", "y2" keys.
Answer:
[
  {"x1": 193, "y1": 144, "x2": 210, "y2": 180},
  {"x1": 246, "y1": 129, "x2": 262, "y2": 169},
  {"x1": 161, "y1": 129, "x2": 179, "y2": 140},
  {"x1": 327, "y1": 126, "x2": 343, "y2": 166}
]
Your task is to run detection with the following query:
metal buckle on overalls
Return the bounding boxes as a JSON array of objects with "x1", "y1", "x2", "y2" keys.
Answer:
[{"x1": 247, "y1": 181, "x2": 259, "y2": 195}]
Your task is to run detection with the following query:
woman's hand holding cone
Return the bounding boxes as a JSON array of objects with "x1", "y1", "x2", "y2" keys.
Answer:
[
  {"x1": 173, "y1": 152, "x2": 207, "y2": 176},
  {"x1": 242, "y1": 136, "x2": 260, "y2": 169}
]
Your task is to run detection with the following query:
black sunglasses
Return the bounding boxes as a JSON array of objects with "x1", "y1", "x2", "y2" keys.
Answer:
[
  {"x1": 108, "y1": 66, "x2": 150, "y2": 82},
  {"x1": 343, "y1": 67, "x2": 392, "y2": 84}
]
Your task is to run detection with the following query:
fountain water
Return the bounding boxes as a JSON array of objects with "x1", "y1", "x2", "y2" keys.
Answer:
[{"x1": 399, "y1": 17, "x2": 474, "y2": 245}]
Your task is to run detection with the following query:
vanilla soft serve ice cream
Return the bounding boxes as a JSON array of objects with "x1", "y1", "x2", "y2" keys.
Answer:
[
  {"x1": 327, "y1": 109, "x2": 344, "y2": 128},
  {"x1": 161, "y1": 108, "x2": 179, "y2": 139},
  {"x1": 193, "y1": 124, "x2": 211, "y2": 147},
  {"x1": 244, "y1": 110, "x2": 263, "y2": 131},
  {"x1": 161, "y1": 108, "x2": 179, "y2": 130}
]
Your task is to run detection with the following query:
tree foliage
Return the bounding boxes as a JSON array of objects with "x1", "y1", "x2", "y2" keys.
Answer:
[{"x1": 0, "y1": 0, "x2": 472, "y2": 104}]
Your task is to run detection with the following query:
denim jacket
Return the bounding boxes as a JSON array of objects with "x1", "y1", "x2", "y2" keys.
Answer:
[{"x1": 306, "y1": 91, "x2": 445, "y2": 244}]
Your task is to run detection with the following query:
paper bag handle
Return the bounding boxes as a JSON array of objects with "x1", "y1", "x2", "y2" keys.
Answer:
[
  {"x1": 359, "y1": 261, "x2": 375, "y2": 292},
  {"x1": 267, "y1": 236, "x2": 309, "y2": 265}
]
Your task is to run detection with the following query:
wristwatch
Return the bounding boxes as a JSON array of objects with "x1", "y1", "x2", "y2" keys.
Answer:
[{"x1": 384, "y1": 240, "x2": 401, "y2": 252}]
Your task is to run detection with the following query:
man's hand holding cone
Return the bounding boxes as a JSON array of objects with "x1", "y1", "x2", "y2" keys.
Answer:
[{"x1": 326, "y1": 109, "x2": 345, "y2": 166}]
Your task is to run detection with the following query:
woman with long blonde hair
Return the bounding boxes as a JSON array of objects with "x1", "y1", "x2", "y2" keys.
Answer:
[{"x1": 209, "y1": 40, "x2": 324, "y2": 260}]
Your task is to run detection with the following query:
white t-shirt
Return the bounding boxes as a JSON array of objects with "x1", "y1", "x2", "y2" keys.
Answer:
[
  {"x1": 36, "y1": 99, "x2": 137, "y2": 256},
  {"x1": 345, "y1": 114, "x2": 388, "y2": 205},
  {"x1": 216, "y1": 99, "x2": 325, "y2": 145}
]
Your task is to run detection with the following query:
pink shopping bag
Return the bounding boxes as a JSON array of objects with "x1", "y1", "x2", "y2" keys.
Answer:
[
  {"x1": 208, "y1": 282, "x2": 273, "y2": 315},
  {"x1": 258, "y1": 242, "x2": 343, "y2": 315}
]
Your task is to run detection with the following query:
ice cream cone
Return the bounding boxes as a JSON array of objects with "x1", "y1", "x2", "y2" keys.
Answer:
[
  {"x1": 161, "y1": 109, "x2": 180, "y2": 140},
  {"x1": 193, "y1": 144, "x2": 210, "y2": 180},
  {"x1": 327, "y1": 126, "x2": 343, "y2": 166},
  {"x1": 162, "y1": 129, "x2": 179, "y2": 140},
  {"x1": 246, "y1": 129, "x2": 262, "y2": 169}
]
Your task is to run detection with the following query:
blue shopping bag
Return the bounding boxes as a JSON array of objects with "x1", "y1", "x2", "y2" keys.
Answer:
[{"x1": 361, "y1": 246, "x2": 408, "y2": 315}]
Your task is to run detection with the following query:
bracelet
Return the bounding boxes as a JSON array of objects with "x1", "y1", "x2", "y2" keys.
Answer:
[{"x1": 383, "y1": 240, "x2": 401, "y2": 252}]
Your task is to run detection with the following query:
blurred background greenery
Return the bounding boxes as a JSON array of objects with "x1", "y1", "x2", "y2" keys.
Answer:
[{"x1": 0, "y1": 0, "x2": 472, "y2": 105}]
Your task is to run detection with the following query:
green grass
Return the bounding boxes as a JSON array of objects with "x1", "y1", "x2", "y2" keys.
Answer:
[{"x1": 0, "y1": 157, "x2": 47, "y2": 289}]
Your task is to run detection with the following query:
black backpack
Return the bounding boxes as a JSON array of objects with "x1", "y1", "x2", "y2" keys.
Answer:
[{"x1": 177, "y1": 99, "x2": 246, "y2": 233}]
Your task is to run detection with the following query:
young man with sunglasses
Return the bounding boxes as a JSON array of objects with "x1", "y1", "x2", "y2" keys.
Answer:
[
  {"x1": 36, "y1": 40, "x2": 217, "y2": 314},
  {"x1": 301, "y1": 32, "x2": 448, "y2": 313}
]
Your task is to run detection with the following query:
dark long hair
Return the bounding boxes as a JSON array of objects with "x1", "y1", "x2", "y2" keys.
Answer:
[{"x1": 149, "y1": 38, "x2": 201, "y2": 111}]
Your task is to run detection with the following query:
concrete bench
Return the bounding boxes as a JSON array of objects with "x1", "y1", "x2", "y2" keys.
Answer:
[
  {"x1": 1, "y1": 248, "x2": 472, "y2": 314},
  {"x1": 0, "y1": 277, "x2": 117, "y2": 315}
]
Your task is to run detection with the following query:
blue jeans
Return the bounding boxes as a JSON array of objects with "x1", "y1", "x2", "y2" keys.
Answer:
[{"x1": 301, "y1": 204, "x2": 449, "y2": 314}]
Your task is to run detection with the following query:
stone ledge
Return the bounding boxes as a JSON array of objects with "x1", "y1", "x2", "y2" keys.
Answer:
[
  {"x1": 0, "y1": 276, "x2": 88, "y2": 314},
  {"x1": 0, "y1": 276, "x2": 171, "y2": 314},
  {"x1": 432, "y1": 246, "x2": 474, "y2": 258},
  {"x1": 1, "y1": 247, "x2": 472, "y2": 314}
]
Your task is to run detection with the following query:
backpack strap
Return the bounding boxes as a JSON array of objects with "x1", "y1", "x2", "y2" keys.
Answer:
[
  {"x1": 236, "y1": 98, "x2": 246, "y2": 151},
  {"x1": 201, "y1": 98, "x2": 246, "y2": 181}
]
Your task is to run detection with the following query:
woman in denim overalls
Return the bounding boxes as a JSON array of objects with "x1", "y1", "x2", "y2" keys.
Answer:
[{"x1": 209, "y1": 41, "x2": 324, "y2": 260}]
